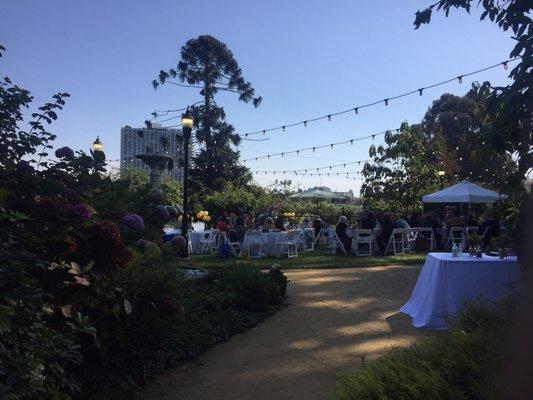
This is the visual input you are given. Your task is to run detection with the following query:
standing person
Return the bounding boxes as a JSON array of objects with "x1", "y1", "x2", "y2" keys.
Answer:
[
  {"x1": 232, "y1": 215, "x2": 246, "y2": 243},
  {"x1": 335, "y1": 215, "x2": 352, "y2": 254},
  {"x1": 313, "y1": 216, "x2": 323, "y2": 238}
]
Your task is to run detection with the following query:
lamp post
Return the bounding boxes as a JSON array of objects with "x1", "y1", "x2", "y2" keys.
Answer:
[
  {"x1": 92, "y1": 136, "x2": 103, "y2": 152},
  {"x1": 438, "y1": 170, "x2": 445, "y2": 190},
  {"x1": 180, "y1": 109, "x2": 194, "y2": 258}
]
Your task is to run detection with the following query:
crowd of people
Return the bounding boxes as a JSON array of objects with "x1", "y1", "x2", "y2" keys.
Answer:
[
  {"x1": 190, "y1": 205, "x2": 502, "y2": 255},
  {"x1": 333, "y1": 206, "x2": 502, "y2": 254}
]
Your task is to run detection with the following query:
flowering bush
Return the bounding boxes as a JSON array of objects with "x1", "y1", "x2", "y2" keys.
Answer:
[
  {"x1": 121, "y1": 213, "x2": 145, "y2": 233},
  {"x1": 69, "y1": 203, "x2": 92, "y2": 219}
]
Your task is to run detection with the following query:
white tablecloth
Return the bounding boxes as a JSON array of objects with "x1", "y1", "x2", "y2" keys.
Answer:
[
  {"x1": 189, "y1": 230, "x2": 213, "y2": 254},
  {"x1": 242, "y1": 231, "x2": 290, "y2": 257},
  {"x1": 401, "y1": 252, "x2": 521, "y2": 330}
]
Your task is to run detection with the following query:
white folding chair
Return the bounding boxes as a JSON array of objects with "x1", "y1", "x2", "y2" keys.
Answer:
[
  {"x1": 404, "y1": 228, "x2": 418, "y2": 253},
  {"x1": 301, "y1": 228, "x2": 315, "y2": 251},
  {"x1": 200, "y1": 230, "x2": 219, "y2": 254},
  {"x1": 354, "y1": 229, "x2": 373, "y2": 256},
  {"x1": 313, "y1": 227, "x2": 324, "y2": 249},
  {"x1": 418, "y1": 227, "x2": 435, "y2": 250},
  {"x1": 220, "y1": 231, "x2": 241, "y2": 258},
  {"x1": 447, "y1": 226, "x2": 466, "y2": 248},
  {"x1": 385, "y1": 228, "x2": 406, "y2": 255},
  {"x1": 277, "y1": 230, "x2": 300, "y2": 258},
  {"x1": 328, "y1": 231, "x2": 347, "y2": 255},
  {"x1": 244, "y1": 230, "x2": 265, "y2": 259}
]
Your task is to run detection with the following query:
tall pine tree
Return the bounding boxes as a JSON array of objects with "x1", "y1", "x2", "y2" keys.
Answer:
[{"x1": 153, "y1": 35, "x2": 262, "y2": 196}]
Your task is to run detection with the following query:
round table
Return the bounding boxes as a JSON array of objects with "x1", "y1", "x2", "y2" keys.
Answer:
[{"x1": 189, "y1": 230, "x2": 213, "y2": 254}]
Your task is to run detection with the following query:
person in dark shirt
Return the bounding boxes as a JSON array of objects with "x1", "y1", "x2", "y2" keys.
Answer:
[
  {"x1": 480, "y1": 209, "x2": 500, "y2": 248},
  {"x1": 409, "y1": 212, "x2": 420, "y2": 227},
  {"x1": 420, "y1": 211, "x2": 441, "y2": 246},
  {"x1": 313, "y1": 217, "x2": 323, "y2": 238},
  {"x1": 361, "y1": 211, "x2": 376, "y2": 230},
  {"x1": 335, "y1": 215, "x2": 352, "y2": 254},
  {"x1": 274, "y1": 214, "x2": 285, "y2": 230},
  {"x1": 377, "y1": 213, "x2": 395, "y2": 254}
]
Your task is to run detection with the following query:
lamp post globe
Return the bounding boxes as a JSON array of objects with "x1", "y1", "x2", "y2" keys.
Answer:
[
  {"x1": 437, "y1": 170, "x2": 445, "y2": 189},
  {"x1": 180, "y1": 109, "x2": 194, "y2": 258},
  {"x1": 92, "y1": 136, "x2": 103, "y2": 152}
]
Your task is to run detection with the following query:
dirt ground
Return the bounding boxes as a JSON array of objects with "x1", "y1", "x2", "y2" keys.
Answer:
[{"x1": 138, "y1": 265, "x2": 435, "y2": 400}]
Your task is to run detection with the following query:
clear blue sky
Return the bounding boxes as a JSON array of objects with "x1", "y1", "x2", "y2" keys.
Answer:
[{"x1": 1, "y1": 0, "x2": 515, "y2": 192}]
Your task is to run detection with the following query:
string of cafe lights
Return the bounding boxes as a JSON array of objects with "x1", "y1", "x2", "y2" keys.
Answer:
[
  {"x1": 236, "y1": 59, "x2": 517, "y2": 138},
  {"x1": 251, "y1": 160, "x2": 370, "y2": 174},
  {"x1": 257, "y1": 170, "x2": 363, "y2": 177},
  {"x1": 242, "y1": 127, "x2": 397, "y2": 162}
]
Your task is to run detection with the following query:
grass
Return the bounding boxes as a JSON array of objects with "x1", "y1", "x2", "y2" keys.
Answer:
[
  {"x1": 329, "y1": 300, "x2": 509, "y2": 400},
  {"x1": 183, "y1": 249, "x2": 428, "y2": 270}
]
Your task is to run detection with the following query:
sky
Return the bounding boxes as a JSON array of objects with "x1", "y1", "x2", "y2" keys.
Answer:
[{"x1": 1, "y1": 0, "x2": 516, "y2": 193}]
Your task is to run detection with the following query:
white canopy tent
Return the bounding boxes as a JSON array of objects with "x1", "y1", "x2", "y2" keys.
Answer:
[{"x1": 422, "y1": 181, "x2": 503, "y2": 204}]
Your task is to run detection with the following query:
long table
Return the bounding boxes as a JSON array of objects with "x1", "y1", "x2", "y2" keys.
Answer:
[{"x1": 400, "y1": 252, "x2": 521, "y2": 330}]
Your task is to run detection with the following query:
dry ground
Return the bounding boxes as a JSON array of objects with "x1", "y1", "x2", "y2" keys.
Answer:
[{"x1": 138, "y1": 264, "x2": 434, "y2": 400}]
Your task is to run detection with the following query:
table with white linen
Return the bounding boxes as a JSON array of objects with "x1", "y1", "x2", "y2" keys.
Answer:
[
  {"x1": 401, "y1": 252, "x2": 521, "y2": 330},
  {"x1": 189, "y1": 230, "x2": 214, "y2": 254},
  {"x1": 242, "y1": 231, "x2": 290, "y2": 257}
]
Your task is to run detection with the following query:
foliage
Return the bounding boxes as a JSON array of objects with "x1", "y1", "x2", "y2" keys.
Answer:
[
  {"x1": 331, "y1": 300, "x2": 510, "y2": 400},
  {"x1": 117, "y1": 169, "x2": 183, "y2": 207},
  {"x1": 202, "y1": 182, "x2": 271, "y2": 215},
  {"x1": 413, "y1": 0, "x2": 532, "y2": 198},
  {"x1": 153, "y1": 35, "x2": 261, "y2": 193},
  {"x1": 77, "y1": 263, "x2": 287, "y2": 400},
  {"x1": 361, "y1": 122, "x2": 441, "y2": 213}
]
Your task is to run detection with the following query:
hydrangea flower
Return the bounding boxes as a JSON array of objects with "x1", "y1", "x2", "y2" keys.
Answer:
[
  {"x1": 121, "y1": 214, "x2": 145, "y2": 232},
  {"x1": 55, "y1": 146, "x2": 75, "y2": 159},
  {"x1": 63, "y1": 188, "x2": 81, "y2": 205},
  {"x1": 154, "y1": 205, "x2": 170, "y2": 221},
  {"x1": 69, "y1": 203, "x2": 91, "y2": 220},
  {"x1": 16, "y1": 160, "x2": 34, "y2": 174}
]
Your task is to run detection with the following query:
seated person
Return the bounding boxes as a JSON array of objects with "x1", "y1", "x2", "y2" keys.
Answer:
[
  {"x1": 335, "y1": 215, "x2": 352, "y2": 253},
  {"x1": 231, "y1": 216, "x2": 246, "y2": 243},
  {"x1": 215, "y1": 216, "x2": 230, "y2": 234},
  {"x1": 479, "y1": 210, "x2": 500, "y2": 248},
  {"x1": 420, "y1": 211, "x2": 442, "y2": 246},
  {"x1": 274, "y1": 214, "x2": 285, "y2": 231},
  {"x1": 361, "y1": 211, "x2": 376, "y2": 230},
  {"x1": 377, "y1": 213, "x2": 395, "y2": 254},
  {"x1": 395, "y1": 215, "x2": 411, "y2": 229}
]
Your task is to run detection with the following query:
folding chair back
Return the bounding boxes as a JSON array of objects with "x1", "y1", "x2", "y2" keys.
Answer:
[
  {"x1": 418, "y1": 227, "x2": 435, "y2": 250},
  {"x1": 448, "y1": 226, "x2": 465, "y2": 247},
  {"x1": 386, "y1": 228, "x2": 406, "y2": 254},
  {"x1": 354, "y1": 229, "x2": 373, "y2": 256},
  {"x1": 245, "y1": 230, "x2": 265, "y2": 259}
]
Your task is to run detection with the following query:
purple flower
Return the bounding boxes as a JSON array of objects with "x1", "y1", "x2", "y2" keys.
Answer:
[
  {"x1": 154, "y1": 205, "x2": 170, "y2": 221},
  {"x1": 122, "y1": 214, "x2": 145, "y2": 232},
  {"x1": 16, "y1": 160, "x2": 34, "y2": 174},
  {"x1": 69, "y1": 203, "x2": 91, "y2": 220},
  {"x1": 63, "y1": 188, "x2": 81, "y2": 205},
  {"x1": 55, "y1": 146, "x2": 75, "y2": 159}
]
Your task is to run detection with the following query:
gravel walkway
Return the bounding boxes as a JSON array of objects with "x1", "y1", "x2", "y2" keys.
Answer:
[{"x1": 138, "y1": 265, "x2": 434, "y2": 400}]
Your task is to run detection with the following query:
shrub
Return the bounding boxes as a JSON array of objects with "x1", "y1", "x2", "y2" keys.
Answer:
[{"x1": 330, "y1": 301, "x2": 510, "y2": 400}]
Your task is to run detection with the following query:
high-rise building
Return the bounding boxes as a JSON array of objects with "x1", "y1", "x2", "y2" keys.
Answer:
[{"x1": 120, "y1": 124, "x2": 184, "y2": 181}]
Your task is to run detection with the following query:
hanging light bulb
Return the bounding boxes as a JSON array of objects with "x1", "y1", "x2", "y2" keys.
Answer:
[
  {"x1": 262, "y1": 130, "x2": 266, "y2": 135},
  {"x1": 281, "y1": 153, "x2": 284, "y2": 157},
  {"x1": 245, "y1": 134, "x2": 249, "y2": 138},
  {"x1": 384, "y1": 98, "x2": 389, "y2": 106},
  {"x1": 296, "y1": 150, "x2": 300, "y2": 155},
  {"x1": 502, "y1": 61, "x2": 508, "y2": 70},
  {"x1": 419, "y1": 88, "x2": 423, "y2": 96},
  {"x1": 350, "y1": 139, "x2": 354, "y2": 145},
  {"x1": 330, "y1": 144, "x2": 334, "y2": 149},
  {"x1": 255, "y1": 158, "x2": 258, "y2": 161},
  {"x1": 316, "y1": 168, "x2": 319, "y2": 172},
  {"x1": 458, "y1": 75, "x2": 463, "y2": 84},
  {"x1": 267, "y1": 155, "x2": 270, "y2": 159},
  {"x1": 354, "y1": 108, "x2": 358, "y2": 114},
  {"x1": 304, "y1": 121, "x2": 307, "y2": 127},
  {"x1": 282, "y1": 126, "x2": 286, "y2": 132},
  {"x1": 327, "y1": 115, "x2": 331, "y2": 121},
  {"x1": 372, "y1": 135, "x2": 375, "y2": 140},
  {"x1": 312, "y1": 147, "x2": 316, "y2": 152}
]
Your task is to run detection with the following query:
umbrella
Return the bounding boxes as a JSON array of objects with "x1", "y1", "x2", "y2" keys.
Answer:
[
  {"x1": 291, "y1": 187, "x2": 349, "y2": 212},
  {"x1": 422, "y1": 180, "x2": 503, "y2": 204}
]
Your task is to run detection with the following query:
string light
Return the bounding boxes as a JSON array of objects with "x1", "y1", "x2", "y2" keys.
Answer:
[
  {"x1": 231, "y1": 58, "x2": 518, "y2": 138},
  {"x1": 282, "y1": 126, "x2": 286, "y2": 132},
  {"x1": 242, "y1": 127, "x2": 392, "y2": 161},
  {"x1": 252, "y1": 160, "x2": 370, "y2": 175},
  {"x1": 502, "y1": 61, "x2": 508, "y2": 70}
]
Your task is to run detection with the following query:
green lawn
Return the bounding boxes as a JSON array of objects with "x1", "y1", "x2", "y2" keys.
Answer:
[{"x1": 182, "y1": 249, "x2": 428, "y2": 270}]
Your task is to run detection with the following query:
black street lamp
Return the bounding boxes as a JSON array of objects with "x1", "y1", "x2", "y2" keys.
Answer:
[
  {"x1": 180, "y1": 109, "x2": 194, "y2": 258},
  {"x1": 92, "y1": 136, "x2": 103, "y2": 152}
]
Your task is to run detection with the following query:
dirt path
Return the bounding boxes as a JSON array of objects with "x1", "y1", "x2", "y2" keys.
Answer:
[{"x1": 138, "y1": 265, "x2": 434, "y2": 400}]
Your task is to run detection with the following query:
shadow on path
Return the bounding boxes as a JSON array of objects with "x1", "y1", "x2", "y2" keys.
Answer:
[{"x1": 138, "y1": 264, "x2": 435, "y2": 400}]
